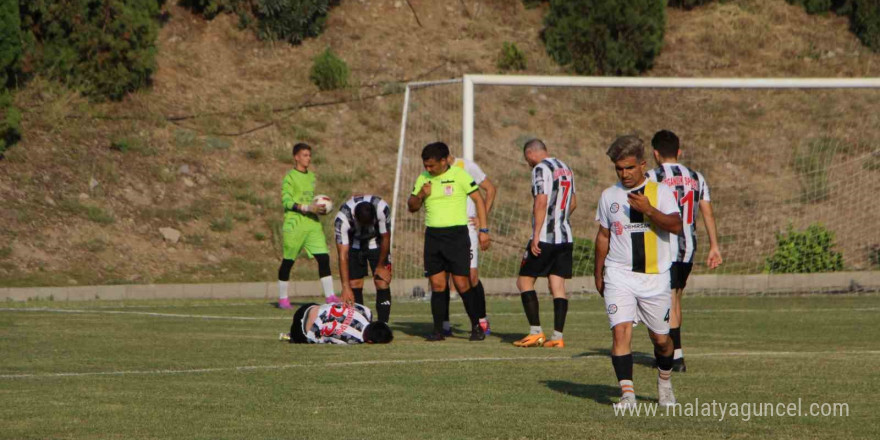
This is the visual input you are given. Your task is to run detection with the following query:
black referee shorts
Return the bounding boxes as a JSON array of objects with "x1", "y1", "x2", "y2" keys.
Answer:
[
  {"x1": 424, "y1": 226, "x2": 471, "y2": 277},
  {"x1": 519, "y1": 242, "x2": 573, "y2": 279},
  {"x1": 670, "y1": 262, "x2": 693, "y2": 290}
]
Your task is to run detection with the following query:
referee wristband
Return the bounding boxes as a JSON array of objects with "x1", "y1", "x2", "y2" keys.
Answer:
[{"x1": 479, "y1": 228, "x2": 490, "y2": 233}]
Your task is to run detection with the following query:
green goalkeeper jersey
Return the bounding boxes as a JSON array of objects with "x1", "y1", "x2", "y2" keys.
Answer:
[{"x1": 282, "y1": 168, "x2": 317, "y2": 222}]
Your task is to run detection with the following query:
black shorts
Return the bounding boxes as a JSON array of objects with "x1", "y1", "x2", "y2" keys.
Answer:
[
  {"x1": 424, "y1": 226, "x2": 471, "y2": 277},
  {"x1": 519, "y1": 242, "x2": 573, "y2": 279},
  {"x1": 670, "y1": 262, "x2": 693, "y2": 290},
  {"x1": 349, "y1": 248, "x2": 389, "y2": 280}
]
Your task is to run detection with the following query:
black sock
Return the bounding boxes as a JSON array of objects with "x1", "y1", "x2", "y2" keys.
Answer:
[
  {"x1": 277, "y1": 259, "x2": 294, "y2": 281},
  {"x1": 670, "y1": 327, "x2": 682, "y2": 351},
  {"x1": 611, "y1": 354, "x2": 634, "y2": 382},
  {"x1": 474, "y1": 281, "x2": 487, "y2": 319},
  {"x1": 458, "y1": 288, "x2": 479, "y2": 328},
  {"x1": 655, "y1": 347, "x2": 674, "y2": 371},
  {"x1": 430, "y1": 291, "x2": 445, "y2": 333},
  {"x1": 353, "y1": 288, "x2": 364, "y2": 306},
  {"x1": 520, "y1": 290, "x2": 540, "y2": 326},
  {"x1": 442, "y1": 286, "x2": 451, "y2": 322},
  {"x1": 376, "y1": 288, "x2": 391, "y2": 323},
  {"x1": 553, "y1": 298, "x2": 568, "y2": 333}
]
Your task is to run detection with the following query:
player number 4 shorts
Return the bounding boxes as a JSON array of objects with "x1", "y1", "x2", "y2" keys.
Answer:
[{"x1": 602, "y1": 266, "x2": 671, "y2": 334}]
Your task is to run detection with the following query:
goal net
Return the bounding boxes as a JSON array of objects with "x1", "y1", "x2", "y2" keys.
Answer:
[{"x1": 391, "y1": 76, "x2": 880, "y2": 295}]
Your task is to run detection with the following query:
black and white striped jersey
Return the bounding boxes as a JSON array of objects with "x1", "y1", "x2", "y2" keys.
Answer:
[
  {"x1": 647, "y1": 163, "x2": 711, "y2": 263},
  {"x1": 334, "y1": 195, "x2": 391, "y2": 250},
  {"x1": 531, "y1": 158, "x2": 575, "y2": 244},
  {"x1": 305, "y1": 303, "x2": 373, "y2": 344}
]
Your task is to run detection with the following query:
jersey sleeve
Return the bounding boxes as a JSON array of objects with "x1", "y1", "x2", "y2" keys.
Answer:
[
  {"x1": 468, "y1": 161, "x2": 487, "y2": 185},
  {"x1": 355, "y1": 304, "x2": 373, "y2": 322},
  {"x1": 532, "y1": 164, "x2": 552, "y2": 196},
  {"x1": 657, "y1": 184, "x2": 681, "y2": 216},
  {"x1": 411, "y1": 173, "x2": 427, "y2": 197},
  {"x1": 334, "y1": 212, "x2": 350, "y2": 245},
  {"x1": 595, "y1": 190, "x2": 610, "y2": 228},
  {"x1": 281, "y1": 172, "x2": 297, "y2": 211},
  {"x1": 459, "y1": 169, "x2": 479, "y2": 195},
  {"x1": 698, "y1": 172, "x2": 711, "y2": 202},
  {"x1": 646, "y1": 169, "x2": 658, "y2": 182},
  {"x1": 377, "y1": 199, "x2": 391, "y2": 234}
]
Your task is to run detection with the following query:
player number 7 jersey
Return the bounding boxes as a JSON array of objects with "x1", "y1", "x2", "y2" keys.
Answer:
[{"x1": 531, "y1": 158, "x2": 575, "y2": 244}]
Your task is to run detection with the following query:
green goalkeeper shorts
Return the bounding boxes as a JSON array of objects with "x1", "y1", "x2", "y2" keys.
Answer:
[{"x1": 282, "y1": 215, "x2": 329, "y2": 259}]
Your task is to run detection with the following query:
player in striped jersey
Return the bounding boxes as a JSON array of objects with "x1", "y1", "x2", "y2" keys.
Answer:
[
  {"x1": 594, "y1": 135, "x2": 683, "y2": 409},
  {"x1": 513, "y1": 139, "x2": 576, "y2": 348},
  {"x1": 648, "y1": 130, "x2": 722, "y2": 372},
  {"x1": 440, "y1": 153, "x2": 497, "y2": 336},
  {"x1": 286, "y1": 302, "x2": 393, "y2": 344},
  {"x1": 334, "y1": 194, "x2": 393, "y2": 323}
]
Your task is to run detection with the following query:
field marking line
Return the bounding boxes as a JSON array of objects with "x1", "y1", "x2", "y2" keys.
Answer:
[{"x1": 3, "y1": 350, "x2": 879, "y2": 380}]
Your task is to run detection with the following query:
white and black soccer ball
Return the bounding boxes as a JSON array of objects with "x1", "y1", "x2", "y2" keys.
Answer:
[{"x1": 312, "y1": 194, "x2": 333, "y2": 213}]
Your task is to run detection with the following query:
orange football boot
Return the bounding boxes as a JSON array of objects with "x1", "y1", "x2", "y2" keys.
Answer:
[
  {"x1": 512, "y1": 333, "x2": 546, "y2": 347},
  {"x1": 543, "y1": 339, "x2": 565, "y2": 348}
]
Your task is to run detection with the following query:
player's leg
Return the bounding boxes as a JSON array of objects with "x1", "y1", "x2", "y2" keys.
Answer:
[
  {"x1": 467, "y1": 224, "x2": 490, "y2": 334},
  {"x1": 513, "y1": 242, "x2": 551, "y2": 347},
  {"x1": 636, "y1": 271, "x2": 676, "y2": 407},
  {"x1": 669, "y1": 262, "x2": 692, "y2": 372},
  {"x1": 278, "y1": 217, "x2": 306, "y2": 309},
  {"x1": 605, "y1": 266, "x2": 638, "y2": 407},
  {"x1": 424, "y1": 228, "x2": 450, "y2": 340},
  {"x1": 367, "y1": 248, "x2": 392, "y2": 323},
  {"x1": 544, "y1": 244, "x2": 573, "y2": 348},
  {"x1": 349, "y1": 248, "x2": 368, "y2": 305},
  {"x1": 441, "y1": 274, "x2": 452, "y2": 335},
  {"x1": 444, "y1": 227, "x2": 482, "y2": 341},
  {"x1": 303, "y1": 223, "x2": 336, "y2": 303}
]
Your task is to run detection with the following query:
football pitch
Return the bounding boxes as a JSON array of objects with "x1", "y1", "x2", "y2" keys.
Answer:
[{"x1": 2, "y1": 294, "x2": 878, "y2": 439}]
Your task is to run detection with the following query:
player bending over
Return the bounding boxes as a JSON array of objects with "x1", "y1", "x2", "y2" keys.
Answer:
[
  {"x1": 286, "y1": 302, "x2": 393, "y2": 344},
  {"x1": 407, "y1": 142, "x2": 490, "y2": 341},
  {"x1": 277, "y1": 143, "x2": 337, "y2": 309},
  {"x1": 335, "y1": 194, "x2": 393, "y2": 323},
  {"x1": 440, "y1": 151, "x2": 497, "y2": 335},
  {"x1": 594, "y1": 135, "x2": 683, "y2": 409},
  {"x1": 647, "y1": 130, "x2": 722, "y2": 372},
  {"x1": 513, "y1": 139, "x2": 576, "y2": 348}
]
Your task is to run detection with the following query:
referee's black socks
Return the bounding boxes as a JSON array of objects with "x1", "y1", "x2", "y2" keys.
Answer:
[
  {"x1": 473, "y1": 281, "x2": 487, "y2": 319},
  {"x1": 520, "y1": 290, "x2": 540, "y2": 326},
  {"x1": 458, "y1": 289, "x2": 479, "y2": 328},
  {"x1": 431, "y1": 291, "x2": 446, "y2": 334},
  {"x1": 376, "y1": 288, "x2": 391, "y2": 323}
]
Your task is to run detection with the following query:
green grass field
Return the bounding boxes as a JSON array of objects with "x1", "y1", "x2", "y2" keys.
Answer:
[{"x1": 2, "y1": 294, "x2": 879, "y2": 439}]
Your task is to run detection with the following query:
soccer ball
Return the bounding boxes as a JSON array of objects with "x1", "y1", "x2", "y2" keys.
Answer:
[{"x1": 313, "y1": 194, "x2": 333, "y2": 213}]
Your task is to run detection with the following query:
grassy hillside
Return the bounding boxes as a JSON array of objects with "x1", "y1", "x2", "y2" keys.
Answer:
[{"x1": 1, "y1": 0, "x2": 879, "y2": 287}]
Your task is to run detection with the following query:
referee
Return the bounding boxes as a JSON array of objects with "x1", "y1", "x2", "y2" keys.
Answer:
[{"x1": 408, "y1": 142, "x2": 490, "y2": 341}]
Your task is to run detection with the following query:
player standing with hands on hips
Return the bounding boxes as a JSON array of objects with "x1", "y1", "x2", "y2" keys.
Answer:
[
  {"x1": 277, "y1": 143, "x2": 338, "y2": 309},
  {"x1": 408, "y1": 142, "x2": 491, "y2": 341},
  {"x1": 594, "y1": 135, "x2": 683, "y2": 409}
]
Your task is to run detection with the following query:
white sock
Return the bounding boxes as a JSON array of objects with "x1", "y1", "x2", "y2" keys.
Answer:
[
  {"x1": 320, "y1": 276, "x2": 334, "y2": 298},
  {"x1": 552, "y1": 330, "x2": 563, "y2": 341},
  {"x1": 619, "y1": 380, "x2": 635, "y2": 397},
  {"x1": 658, "y1": 369, "x2": 672, "y2": 382},
  {"x1": 529, "y1": 325, "x2": 543, "y2": 335},
  {"x1": 673, "y1": 348, "x2": 683, "y2": 360},
  {"x1": 278, "y1": 281, "x2": 289, "y2": 300},
  {"x1": 479, "y1": 318, "x2": 488, "y2": 324},
  {"x1": 442, "y1": 321, "x2": 451, "y2": 331}
]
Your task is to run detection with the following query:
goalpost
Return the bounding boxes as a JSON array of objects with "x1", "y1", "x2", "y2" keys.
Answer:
[{"x1": 391, "y1": 75, "x2": 880, "y2": 296}]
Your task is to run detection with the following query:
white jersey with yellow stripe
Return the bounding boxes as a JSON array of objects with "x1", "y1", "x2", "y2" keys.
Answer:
[{"x1": 595, "y1": 179, "x2": 681, "y2": 274}]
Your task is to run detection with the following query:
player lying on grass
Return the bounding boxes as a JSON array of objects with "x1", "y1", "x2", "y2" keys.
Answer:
[
  {"x1": 285, "y1": 302, "x2": 394, "y2": 344},
  {"x1": 334, "y1": 194, "x2": 393, "y2": 322},
  {"x1": 594, "y1": 135, "x2": 682, "y2": 409}
]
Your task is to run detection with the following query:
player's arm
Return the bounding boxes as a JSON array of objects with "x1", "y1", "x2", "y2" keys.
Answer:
[
  {"x1": 699, "y1": 200, "x2": 723, "y2": 269},
  {"x1": 282, "y1": 174, "x2": 322, "y2": 214},
  {"x1": 569, "y1": 192, "x2": 577, "y2": 215},
  {"x1": 407, "y1": 177, "x2": 431, "y2": 212},
  {"x1": 336, "y1": 242, "x2": 355, "y2": 303},
  {"x1": 469, "y1": 190, "x2": 490, "y2": 251},
  {"x1": 594, "y1": 225, "x2": 610, "y2": 297},
  {"x1": 480, "y1": 178, "x2": 497, "y2": 216},
  {"x1": 530, "y1": 194, "x2": 548, "y2": 256}
]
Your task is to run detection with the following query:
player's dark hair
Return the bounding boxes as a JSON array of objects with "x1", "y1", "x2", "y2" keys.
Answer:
[
  {"x1": 606, "y1": 135, "x2": 644, "y2": 162},
  {"x1": 354, "y1": 202, "x2": 376, "y2": 226},
  {"x1": 292, "y1": 142, "x2": 311, "y2": 156},
  {"x1": 651, "y1": 130, "x2": 680, "y2": 158},
  {"x1": 421, "y1": 142, "x2": 450, "y2": 161},
  {"x1": 363, "y1": 321, "x2": 394, "y2": 344},
  {"x1": 289, "y1": 303, "x2": 318, "y2": 344},
  {"x1": 523, "y1": 138, "x2": 547, "y2": 153}
]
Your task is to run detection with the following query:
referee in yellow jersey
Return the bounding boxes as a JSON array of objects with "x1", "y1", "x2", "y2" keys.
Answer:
[{"x1": 408, "y1": 142, "x2": 490, "y2": 341}]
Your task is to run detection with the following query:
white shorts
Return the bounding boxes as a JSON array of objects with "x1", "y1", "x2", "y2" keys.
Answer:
[
  {"x1": 603, "y1": 266, "x2": 671, "y2": 334},
  {"x1": 468, "y1": 223, "x2": 478, "y2": 269}
]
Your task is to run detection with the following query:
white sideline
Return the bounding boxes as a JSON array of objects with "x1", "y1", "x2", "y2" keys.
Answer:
[{"x1": 2, "y1": 350, "x2": 879, "y2": 380}]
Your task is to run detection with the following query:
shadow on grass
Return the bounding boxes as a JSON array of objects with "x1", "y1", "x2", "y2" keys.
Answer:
[
  {"x1": 575, "y1": 348, "x2": 656, "y2": 368},
  {"x1": 542, "y1": 380, "x2": 659, "y2": 404}
]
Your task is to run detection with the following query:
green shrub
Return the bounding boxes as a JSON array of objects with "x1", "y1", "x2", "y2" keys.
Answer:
[
  {"x1": 497, "y1": 42, "x2": 527, "y2": 71},
  {"x1": 852, "y1": 0, "x2": 880, "y2": 51},
  {"x1": 523, "y1": 0, "x2": 548, "y2": 9},
  {"x1": 309, "y1": 48, "x2": 349, "y2": 90},
  {"x1": 668, "y1": 0, "x2": 715, "y2": 9},
  {"x1": 542, "y1": 0, "x2": 666, "y2": 76},
  {"x1": 254, "y1": 0, "x2": 339, "y2": 44},
  {"x1": 765, "y1": 224, "x2": 844, "y2": 273},
  {"x1": 787, "y1": 0, "x2": 833, "y2": 14},
  {"x1": 869, "y1": 244, "x2": 880, "y2": 268},
  {"x1": 0, "y1": 0, "x2": 21, "y2": 88},
  {"x1": 179, "y1": 0, "x2": 243, "y2": 19},
  {"x1": 0, "y1": 91, "x2": 21, "y2": 156}
]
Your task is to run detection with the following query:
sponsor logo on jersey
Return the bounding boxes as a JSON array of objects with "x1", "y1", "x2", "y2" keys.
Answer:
[
  {"x1": 612, "y1": 221, "x2": 624, "y2": 236},
  {"x1": 662, "y1": 176, "x2": 699, "y2": 190},
  {"x1": 553, "y1": 168, "x2": 573, "y2": 179},
  {"x1": 610, "y1": 202, "x2": 620, "y2": 213}
]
